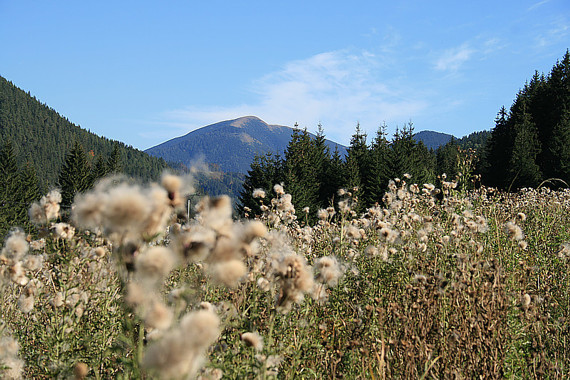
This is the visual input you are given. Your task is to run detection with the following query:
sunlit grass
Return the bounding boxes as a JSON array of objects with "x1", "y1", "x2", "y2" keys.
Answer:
[{"x1": 0, "y1": 173, "x2": 569, "y2": 379}]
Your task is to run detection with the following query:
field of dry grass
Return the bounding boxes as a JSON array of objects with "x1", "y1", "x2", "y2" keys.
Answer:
[{"x1": 1, "y1": 173, "x2": 569, "y2": 379}]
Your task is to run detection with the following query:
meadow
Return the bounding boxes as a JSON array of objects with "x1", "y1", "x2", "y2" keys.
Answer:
[{"x1": 0, "y1": 172, "x2": 569, "y2": 379}]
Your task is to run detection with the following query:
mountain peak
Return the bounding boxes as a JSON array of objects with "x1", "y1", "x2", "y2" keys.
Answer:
[
  {"x1": 230, "y1": 116, "x2": 266, "y2": 128},
  {"x1": 413, "y1": 130, "x2": 456, "y2": 150},
  {"x1": 146, "y1": 115, "x2": 346, "y2": 173}
]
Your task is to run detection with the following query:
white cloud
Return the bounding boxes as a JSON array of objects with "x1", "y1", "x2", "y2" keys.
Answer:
[
  {"x1": 535, "y1": 17, "x2": 569, "y2": 48},
  {"x1": 155, "y1": 49, "x2": 429, "y2": 145},
  {"x1": 434, "y1": 44, "x2": 474, "y2": 72},
  {"x1": 527, "y1": 0, "x2": 551, "y2": 11}
]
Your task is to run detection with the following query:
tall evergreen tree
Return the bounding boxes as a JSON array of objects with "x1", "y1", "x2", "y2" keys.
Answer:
[
  {"x1": 284, "y1": 127, "x2": 320, "y2": 217},
  {"x1": 90, "y1": 154, "x2": 108, "y2": 185},
  {"x1": 0, "y1": 140, "x2": 21, "y2": 230},
  {"x1": 324, "y1": 146, "x2": 346, "y2": 207},
  {"x1": 0, "y1": 142, "x2": 41, "y2": 239},
  {"x1": 436, "y1": 139, "x2": 460, "y2": 179},
  {"x1": 15, "y1": 161, "x2": 41, "y2": 225},
  {"x1": 58, "y1": 142, "x2": 92, "y2": 208},
  {"x1": 237, "y1": 153, "x2": 283, "y2": 217},
  {"x1": 344, "y1": 123, "x2": 370, "y2": 212},
  {"x1": 314, "y1": 124, "x2": 335, "y2": 207},
  {"x1": 508, "y1": 104, "x2": 542, "y2": 189},
  {"x1": 107, "y1": 144, "x2": 122, "y2": 174},
  {"x1": 549, "y1": 106, "x2": 570, "y2": 184},
  {"x1": 482, "y1": 107, "x2": 513, "y2": 188},
  {"x1": 366, "y1": 123, "x2": 391, "y2": 205}
]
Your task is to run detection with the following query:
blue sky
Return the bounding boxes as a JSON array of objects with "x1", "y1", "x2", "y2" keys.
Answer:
[{"x1": 1, "y1": 1, "x2": 568, "y2": 150}]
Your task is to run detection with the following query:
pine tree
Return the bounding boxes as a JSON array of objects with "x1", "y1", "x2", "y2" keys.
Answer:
[
  {"x1": 313, "y1": 124, "x2": 334, "y2": 207},
  {"x1": 107, "y1": 144, "x2": 122, "y2": 174},
  {"x1": 17, "y1": 161, "x2": 41, "y2": 222},
  {"x1": 284, "y1": 127, "x2": 320, "y2": 217},
  {"x1": 90, "y1": 154, "x2": 108, "y2": 185},
  {"x1": 58, "y1": 142, "x2": 92, "y2": 208},
  {"x1": 345, "y1": 123, "x2": 370, "y2": 212},
  {"x1": 0, "y1": 140, "x2": 20, "y2": 231},
  {"x1": 325, "y1": 147, "x2": 346, "y2": 208},
  {"x1": 237, "y1": 153, "x2": 283, "y2": 217},
  {"x1": 436, "y1": 139, "x2": 460, "y2": 179},
  {"x1": 508, "y1": 105, "x2": 542, "y2": 189},
  {"x1": 0, "y1": 142, "x2": 41, "y2": 238},
  {"x1": 549, "y1": 106, "x2": 570, "y2": 184},
  {"x1": 482, "y1": 107, "x2": 514, "y2": 188},
  {"x1": 366, "y1": 123, "x2": 391, "y2": 205}
]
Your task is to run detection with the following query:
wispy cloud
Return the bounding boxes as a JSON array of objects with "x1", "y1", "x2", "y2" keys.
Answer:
[
  {"x1": 527, "y1": 0, "x2": 551, "y2": 11},
  {"x1": 434, "y1": 44, "x2": 474, "y2": 72},
  {"x1": 154, "y1": 49, "x2": 429, "y2": 144},
  {"x1": 535, "y1": 16, "x2": 570, "y2": 48}
]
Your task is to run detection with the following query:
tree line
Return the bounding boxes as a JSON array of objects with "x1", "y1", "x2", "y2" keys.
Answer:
[
  {"x1": 238, "y1": 50, "x2": 570, "y2": 220},
  {"x1": 481, "y1": 50, "x2": 570, "y2": 189},
  {"x1": 238, "y1": 122, "x2": 469, "y2": 220},
  {"x1": 0, "y1": 139, "x2": 125, "y2": 240}
]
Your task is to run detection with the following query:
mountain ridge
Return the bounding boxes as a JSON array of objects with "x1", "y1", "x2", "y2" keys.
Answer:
[{"x1": 146, "y1": 116, "x2": 348, "y2": 174}]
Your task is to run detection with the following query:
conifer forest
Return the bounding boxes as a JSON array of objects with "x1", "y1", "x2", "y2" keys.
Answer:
[{"x1": 0, "y1": 52, "x2": 569, "y2": 379}]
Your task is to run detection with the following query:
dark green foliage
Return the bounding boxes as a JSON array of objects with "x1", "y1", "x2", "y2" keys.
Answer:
[
  {"x1": 482, "y1": 50, "x2": 570, "y2": 189},
  {"x1": 237, "y1": 153, "x2": 285, "y2": 217},
  {"x1": 508, "y1": 104, "x2": 542, "y2": 189},
  {"x1": 0, "y1": 140, "x2": 40, "y2": 239},
  {"x1": 388, "y1": 123, "x2": 435, "y2": 186},
  {"x1": 482, "y1": 107, "x2": 512, "y2": 188},
  {"x1": 58, "y1": 142, "x2": 92, "y2": 207},
  {"x1": 0, "y1": 75, "x2": 168, "y2": 188},
  {"x1": 284, "y1": 128, "x2": 321, "y2": 217},
  {"x1": 238, "y1": 121, "x2": 441, "y2": 220},
  {"x1": 436, "y1": 139, "x2": 460, "y2": 179},
  {"x1": 457, "y1": 130, "x2": 491, "y2": 151},
  {"x1": 548, "y1": 106, "x2": 570, "y2": 183},
  {"x1": 366, "y1": 123, "x2": 392, "y2": 206},
  {"x1": 345, "y1": 124, "x2": 372, "y2": 212}
]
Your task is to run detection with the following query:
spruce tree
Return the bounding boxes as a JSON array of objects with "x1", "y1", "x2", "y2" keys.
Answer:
[
  {"x1": 107, "y1": 144, "x2": 122, "y2": 174},
  {"x1": 325, "y1": 147, "x2": 346, "y2": 207},
  {"x1": 284, "y1": 127, "x2": 320, "y2": 218},
  {"x1": 58, "y1": 142, "x2": 92, "y2": 208},
  {"x1": 345, "y1": 123, "x2": 370, "y2": 212},
  {"x1": 13, "y1": 161, "x2": 41, "y2": 228},
  {"x1": 549, "y1": 106, "x2": 570, "y2": 185},
  {"x1": 0, "y1": 140, "x2": 21, "y2": 231},
  {"x1": 313, "y1": 124, "x2": 334, "y2": 207},
  {"x1": 482, "y1": 107, "x2": 514, "y2": 188},
  {"x1": 0, "y1": 143, "x2": 41, "y2": 238},
  {"x1": 508, "y1": 105, "x2": 542, "y2": 189},
  {"x1": 367, "y1": 123, "x2": 391, "y2": 205},
  {"x1": 436, "y1": 139, "x2": 460, "y2": 179},
  {"x1": 237, "y1": 153, "x2": 283, "y2": 217},
  {"x1": 90, "y1": 154, "x2": 108, "y2": 185}
]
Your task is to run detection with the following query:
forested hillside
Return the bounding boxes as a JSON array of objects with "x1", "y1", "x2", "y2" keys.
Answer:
[
  {"x1": 0, "y1": 76, "x2": 168, "y2": 189},
  {"x1": 0, "y1": 75, "x2": 170, "y2": 240}
]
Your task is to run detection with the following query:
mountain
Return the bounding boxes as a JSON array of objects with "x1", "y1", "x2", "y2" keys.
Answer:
[
  {"x1": 0, "y1": 75, "x2": 169, "y2": 189},
  {"x1": 413, "y1": 130, "x2": 455, "y2": 150},
  {"x1": 145, "y1": 116, "x2": 347, "y2": 174},
  {"x1": 457, "y1": 130, "x2": 491, "y2": 151}
]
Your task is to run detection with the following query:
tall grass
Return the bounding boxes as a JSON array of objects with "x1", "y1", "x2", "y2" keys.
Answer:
[{"x1": 0, "y1": 173, "x2": 569, "y2": 379}]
